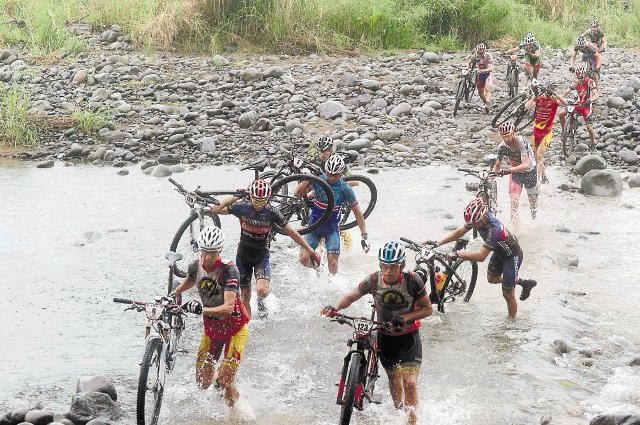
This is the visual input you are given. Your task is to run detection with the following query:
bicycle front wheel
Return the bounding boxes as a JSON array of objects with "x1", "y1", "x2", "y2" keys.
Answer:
[
  {"x1": 137, "y1": 337, "x2": 164, "y2": 425},
  {"x1": 562, "y1": 115, "x2": 576, "y2": 157},
  {"x1": 169, "y1": 211, "x2": 221, "y2": 278},
  {"x1": 447, "y1": 258, "x2": 479, "y2": 302},
  {"x1": 339, "y1": 175, "x2": 377, "y2": 231},
  {"x1": 453, "y1": 79, "x2": 465, "y2": 117},
  {"x1": 492, "y1": 92, "x2": 527, "y2": 128},
  {"x1": 270, "y1": 174, "x2": 335, "y2": 235},
  {"x1": 340, "y1": 352, "x2": 363, "y2": 425}
]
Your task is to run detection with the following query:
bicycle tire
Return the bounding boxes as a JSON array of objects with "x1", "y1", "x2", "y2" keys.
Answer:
[
  {"x1": 270, "y1": 174, "x2": 335, "y2": 235},
  {"x1": 339, "y1": 175, "x2": 377, "y2": 231},
  {"x1": 453, "y1": 79, "x2": 465, "y2": 117},
  {"x1": 491, "y1": 92, "x2": 527, "y2": 128},
  {"x1": 448, "y1": 258, "x2": 479, "y2": 302},
  {"x1": 340, "y1": 352, "x2": 363, "y2": 425},
  {"x1": 513, "y1": 69, "x2": 519, "y2": 97},
  {"x1": 489, "y1": 179, "x2": 498, "y2": 214},
  {"x1": 169, "y1": 211, "x2": 221, "y2": 278},
  {"x1": 513, "y1": 107, "x2": 535, "y2": 132},
  {"x1": 137, "y1": 337, "x2": 164, "y2": 425},
  {"x1": 465, "y1": 73, "x2": 476, "y2": 101},
  {"x1": 562, "y1": 115, "x2": 576, "y2": 157}
]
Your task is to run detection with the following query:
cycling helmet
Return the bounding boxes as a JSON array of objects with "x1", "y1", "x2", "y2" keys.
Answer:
[
  {"x1": 464, "y1": 198, "x2": 488, "y2": 224},
  {"x1": 249, "y1": 179, "x2": 272, "y2": 200},
  {"x1": 325, "y1": 155, "x2": 346, "y2": 174},
  {"x1": 544, "y1": 81, "x2": 556, "y2": 94},
  {"x1": 524, "y1": 33, "x2": 535, "y2": 44},
  {"x1": 498, "y1": 121, "x2": 515, "y2": 135},
  {"x1": 576, "y1": 35, "x2": 587, "y2": 47},
  {"x1": 590, "y1": 19, "x2": 599, "y2": 27},
  {"x1": 575, "y1": 65, "x2": 587, "y2": 78},
  {"x1": 530, "y1": 79, "x2": 542, "y2": 96},
  {"x1": 378, "y1": 241, "x2": 406, "y2": 264},
  {"x1": 198, "y1": 225, "x2": 225, "y2": 251},
  {"x1": 476, "y1": 43, "x2": 486, "y2": 54},
  {"x1": 316, "y1": 136, "x2": 334, "y2": 152}
]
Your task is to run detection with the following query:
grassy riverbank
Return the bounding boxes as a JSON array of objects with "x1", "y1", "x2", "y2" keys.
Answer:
[{"x1": 0, "y1": 0, "x2": 638, "y2": 55}]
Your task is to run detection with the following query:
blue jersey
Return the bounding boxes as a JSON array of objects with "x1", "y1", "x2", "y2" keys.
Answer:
[
  {"x1": 466, "y1": 212, "x2": 521, "y2": 258},
  {"x1": 228, "y1": 201, "x2": 286, "y2": 250},
  {"x1": 309, "y1": 176, "x2": 358, "y2": 235}
]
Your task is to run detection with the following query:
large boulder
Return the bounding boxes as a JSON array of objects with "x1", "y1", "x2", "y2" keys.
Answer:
[
  {"x1": 618, "y1": 149, "x2": 639, "y2": 165},
  {"x1": 627, "y1": 175, "x2": 640, "y2": 188},
  {"x1": 590, "y1": 413, "x2": 640, "y2": 425},
  {"x1": 24, "y1": 410, "x2": 54, "y2": 425},
  {"x1": 574, "y1": 154, "x2": 607, "y2": 175},
  {"x1": 581, "y1": 169, "x2": 623, "y2": 197},
  {"x1": 68, "y1": 392, "x2": 121, "y2": 425},
  {"x1": 614, "y1": 86, "x2": 635, "y2": 101},
  {"x1": 262, "y1": 66, "x2": 284, "y2": 78},
  {"x1": 607, "y1": 97, "x2": 626, "y2": 109},
  {"x1": 422, "y1": 52, "x2": 440, "y2": 63},
  {"x1": 151, "y1": 165, "x2": 173, "y2": 178},
  {"x1": 76, "y1": 375, "x2": 117, "y2": 401},
  {"x1": 317, "y1": 100, "x2": 348, "y2": 119}
]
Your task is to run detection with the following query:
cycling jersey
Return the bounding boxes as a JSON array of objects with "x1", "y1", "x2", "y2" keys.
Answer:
[
  {"x1": 571, "y1": 78, "x2": 596, "y2": 104},
  {"x1": 517, "y1": 41, "x2": 542, "y2": 65},
  {"x1": 574, "y1": 43, "x2": 599, "y2": 58},
  {"x1": 469, "y1": 52, "x2": 493, "y2": 72},
  {"x1": 497, "y1": 135, "x2": 537, "y2": 172},
  {"x1": 188, "y1": 258, "x2": 249, "y2": 340},
  {"x1": 308, "y1": 176, "x2": 357, "y2": 236},
  {"x1": 357, "y1": 271, "x2": 427, "y2": 336},
  {"x1": 533, "y1": 95, "x2": 560, "y2": 133},
  {"x1": 465, "y1": 212, "x2": 521, "y2": 259},
  {"x1": 582, "y1": 29, "x2": 605, "y2": 48},
  {"x1": 227, "y1": 201, "x2": 286, "y2": 250}
]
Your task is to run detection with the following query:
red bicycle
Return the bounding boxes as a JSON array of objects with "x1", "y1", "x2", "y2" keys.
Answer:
[{"x1": 327, "y1": 307, "x2": 391, "y2": 425}]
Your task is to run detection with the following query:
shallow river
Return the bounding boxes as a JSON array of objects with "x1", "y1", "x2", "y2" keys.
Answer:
[{"x1": 1, "y1": 161, "x2": 639, "y2": 425}]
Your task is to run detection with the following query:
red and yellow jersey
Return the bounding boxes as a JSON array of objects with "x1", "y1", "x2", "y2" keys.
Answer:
[{"x1": 534, "y1": 96, "x2": 559, "y2": 131}]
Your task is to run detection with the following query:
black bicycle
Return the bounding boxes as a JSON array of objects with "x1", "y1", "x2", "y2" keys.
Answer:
[
  {"x1": 491, "y1": 84, "x2": 536, "y2": 131},
  {"x1": 400, "y1": 237, "x2": 478, "y2": 313},
  {"x1": 327, "y1": 307, "x2": 389, "y2": 425},
  {"x1": 561, "y1": 99, "x2": 592, "y2": 157},
  {"x1": 505, "y1": 53, "x2": 524, "y2": 98},
  {"x1": 453, "y1": 63, "x2": 477, "y2": 117}
]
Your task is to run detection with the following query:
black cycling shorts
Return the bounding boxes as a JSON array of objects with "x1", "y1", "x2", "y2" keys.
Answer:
[
  {"x1": 235, "y1": 244, "x2": 270, "y2": 288},
  {"x1": 378, "y1": 330, "x2": 422, "y2": 372}
]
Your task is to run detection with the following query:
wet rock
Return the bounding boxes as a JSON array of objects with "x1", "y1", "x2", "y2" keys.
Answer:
[
  {"x1": 540, "y1": 415, "x2": 553, "y2": 425},
  {"x1": 581, "y1": 169, "x2": 623, "y2": 197},
  {"x1": 317, "y1": 100, "x2": 348, "y2": 119},
  {"x1": 590, "y1": 413, "x2": 640, "y2": 425},
  {"x1": 607, "y1": 97, "x2": 627, "y2": 109},
  {"x1": 24, "y1": 410, "x2": 54, "y2": 425},
  {"x1": 36, "y1": 160, "x2": 54, "y2": 168},
  {"x1": 10, "y1": 408, "x2": 29, "y2": 423},
  {"x1": 151, "y1": 165, "x2": 172, "y2": 177},
  {"x1": 116, "y1": 169, "x2": 129, "y2": 176},
  {"x1": 629, "y1": 357, "x2": 640, "y2": 366},
  {"x1": 555, "y1": 225, "x2": 571, "y2": 233},
  {"x1": 77, "y1": 375, "x2": 118, "y2": 401},
  {"x1": 574, "y1": 154, "x2": 606, "y2": 175},
  {"x1": 68, "y1": 392, "x2": 121, "y2": 424},
  {"x1": 552, "y1": 339, "x2": 572, "y2": 354}
]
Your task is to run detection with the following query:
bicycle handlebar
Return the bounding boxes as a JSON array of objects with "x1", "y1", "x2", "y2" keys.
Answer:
[{"x1": 326, "y1": 311, "x2": 389, "y2": 328}]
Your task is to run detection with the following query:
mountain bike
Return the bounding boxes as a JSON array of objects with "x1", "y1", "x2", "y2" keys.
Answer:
[
  {"x1": 400, "y1": 237, "x2": 478, "y2": 313},
  {"x1": 326, "y1": 307, "x2": 390, "y2": 425},
  {"x1": 491, "y1": 83, "x2": 537, "y2": 131},
  {"x1": 505, "y1": 53, "x2": 524, "y2": 98},
  {"x1": 453, "y1": 63, "x2": 477, "y2": 117},
  {"x1": 561, "y1": 99, "x2": 592, "y2": 157},
  {"x1": 113, "y1": 252, "x2": 200, "y2": 425},
  {"x1": 458, "y1": 165, "x2": 504, "y2": 238}
]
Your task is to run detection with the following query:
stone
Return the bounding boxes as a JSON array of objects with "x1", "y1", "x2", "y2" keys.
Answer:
[
  {"x1": 422, "y1": 100, "x2": 442, "y2": 110},
  {"x1": 67, "y1": 143, "x2": 84, "y2": 158},
  {"x1": 317, "y1": 100, "x2": 348, "y2": 119},
  {"x1": 285, "y1": 119, "x2": 303, "y2": 133},
  {"x1": 251, "y1": 117, "x2": 272, "y2": 131},
  {"x1": 24, "y1": 410, "x2": 54, "y2": 425},
  {"x1": 581, "y1": 169, "x2": 623, "y2": 197},
  {"x1": 574, "y1": 154, "x2": 607, "y2": 175},
  {"x1": 72, "y1": 70, "x2": 88, "y2": 85},
  {"x1": 68, "y1": 392, "x2": 121, "y2": 424},
  {"x1": 347, "y1": 138, "x2": 372, "y2": 151},
  {"x1": 376, "y1": 129, "x2": 403, "y2": 141},
  {"x1": 337, "y1": 74, "x2": 358, "y2": 87},
  {"x1": 90, "y1": 88, "x2": 111, "y2": 102},
  {"x1": 86, "y1": 419, "x2": 110, "y2": 425},
  {"x1": 117, "y1": 103, "x2": 132, "y2": 113},
  {"x1": 117, "y1": 169, "x2": 129, "y2": 176},
  {"x1": 389, "y1": 102, "x2": 412, "y2": 117},
  {"x1": 140, "y1": 160, "x2": 158, "y2": 170},
  {"x1": 239, "y1": 67, "x2": 260, "y2": 81},
  {"x1": 199, "y1": 137, "x2": 216, "y2": 153},
  {"x1": 422, "y1": 52, "x2": 440, "y2": 63},
  {"x1": 238, "y1": 111, "x2": 257, "y2": 129},
  {"x1": 151, "y1": 165, "x2": 172, "y2": 177},
  {"x1": 391, "y1": 143, "x2": 413, "y2": 153},
  {"x1": 262, "y1": 66, "x2": 284, "y2": 78},
  {"x1": 552, "y1": 339, "x2": 571, "y2": 354},
  {"x1": 606, "y1": 97, "x2": 626, "y2": 109},
  {"x1": 627, "y1": 175, "x2": 640, "y2": 188},
  {"x1": 36, "y1": 160, "x2": 54, "y2": 168},
  {"x1": 77, "y1": 375, "x2": 118, "y2": 401},
  {"x1": 141, "y1": 73, "x2": 162, "y2": 82},
  {"x1": 10, "y1": 408, "x2": 29, "y2": 423},
  {"x1": 170, "y1": 165, "x2": 185, "y2": 173},
  {"x1": 590, "y1": 414, "x2": 640, "y2": 425},
  {"x1": 618, "y1": 149, "x2": 639, "y2": 164},
  {"x1": 615, "y1": 86, "x2": 635, "y2": 101},
  {"x1": 361, "y1": 79, "x2": 380, "y2": 91},
  {"x1": 629, "y1": 357, "x2": 640, "y2": 366},
  {"x1": 559, "y1": 255, "x2": 579, "y2": 267}
]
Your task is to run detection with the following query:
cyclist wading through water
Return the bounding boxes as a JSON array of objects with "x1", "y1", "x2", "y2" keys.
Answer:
[
  {"x1": 321, "y1": 241, "x2": 433, "y2": 425},
  {"x1": 211, "y1": 179, "x2": 320, "y2": 319},
  {"x1": 171, "y1": 226, "x2": 249, "y2": 409},
  {"x1": 430, "y1": 198, "x2": 537, "y2": 318},
  {"x1": 493, "y1": 120, "x2": 539, "y2": 221}
]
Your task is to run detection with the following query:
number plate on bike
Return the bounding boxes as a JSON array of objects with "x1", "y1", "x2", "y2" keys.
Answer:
[
  {"x1": 185, "y1": 193, "x2": 196, "y2": 207},
  {"x1": 567, "y1": 105, "x2": 575, "y2": 112},
  {"x1": 293, "y1": 157, "x2": 304, "y2": 168},
  {"x1": 146, "y1": 304, "x2": 163, "y2": 320},
  {"x1": 353, "y1": 319, "x2": 372, "y2": 333}
]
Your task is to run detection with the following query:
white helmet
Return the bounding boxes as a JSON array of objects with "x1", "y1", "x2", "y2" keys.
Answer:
[
  {"x1": 325, "y1": 155, "x2": 346, "y2": 174},
  {"x1": 524, "y1": 33, "x2": 535, "y2": 44},
  {"x1": 316, "y1": 136, "x2": 334, "y2": 152},
  {"x1": 197, "y1": 225, "x2": 225, "y2": 251}
]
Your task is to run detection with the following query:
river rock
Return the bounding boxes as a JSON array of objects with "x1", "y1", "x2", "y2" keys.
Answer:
[
  {"x1": 199, "y1": 137, "x2": 216, "y2": 153},
  {"x1": 552, "y1": 339, "x2": 572, "y2": 354},
  {"x1": 252, "y1": 117, "x2": 272, "y2": 131},
  {"x1": 151, "y1": 165, "x2": 172, "y2": 177},
  {"x1": 615, "y1": 86, "x2": 635, "y2": 101},
  {"x1": 347, "y1": 138, "x2": 372, "y2": 151},
  {"x1": 10, "y1": 408, "x2": 29, "y2": 423},
  {"x1": 24, "y1": 410, "x2": 54, "y2": 425},
  {"x1": 422, "y1": 52, "x2": 440, "y2": 63},
  {"x1": 377, "y1": 129, "x2": 403, "y2": 141},
  {"x1": 574, "y1": 154, "x2": 606, "y2": 175},
  {"x1": 68, "y1": 392, "x2": 121, "y2": 424},
  {"x1": 337, "y1": 73, "x2": 358, "y2": 87},
  {"x1": 606, "y1": 97, "x2": 626, "y2": 109},
  {"x1": 140, "y1": 159, "x2": 158, "y2": 170},
  {"x1": 627, "y1": 175, "x2": 640, "y2": 188},
  {"x1": 72, "y1": 70, "x2": 88, "y2": 85},
  {"x1": 581, "y1": 169, "x2": 623, "y2": 197},
  {"x1": 36, "y1": 160, "x2": 54, "y2": 168},
  {"x1": 262, "y1": 66, "x2": 284, "y2": 78},
  {"x1": 141, "y1": 73, "x2": 162, "y2": 82},
  {"x1": 90, "y1": 88, "x2": 111, "y2": 102},
  {"x1": 590, "y1": 413, "x2": 640, "y2": 425},
  {"x1": 318, "y1": 100, "x2": 348, "y2": 119},
  {"x1": 238, "y1": 111, "x2": 257, "y2": 129},
  {"x1": 389, "y1": 102, "x2": 412, "y2": 117},
  {"x1": 67, "y1": 143, "x2": 83, "y2": 158},
  {"x1": 77, "y1": 375, "x2": 117, "y2": 401},
  {"x1": 170, "y1": 165, "x2": 185, "y2": 173},
  {"x1": 361, "y1": 79, "x2": 380, "y2": 91},
  {"x1": 618, "y1": 149, "x2": 639, "y2": 164},
  {"x1": 629, "y1": 357, "x2": 640, "y2": 366},
  {"x1": 86, "y1": 419, "x2": 111, "y2": 425},
  {"x1": 240, "y1": 67, "x2": 260, "y2": 81}
]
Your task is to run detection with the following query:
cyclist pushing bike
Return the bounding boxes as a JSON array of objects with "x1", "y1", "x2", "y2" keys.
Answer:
[
  {"x1": 493, "y1": 121, "x2": 539, "y2": 221},
  {"x1": 570, "y1": 35, "x2": 603, "y2": 87},
  {"x1": 505, "y1": 33, "x2": 542, "y2": 80},
  {"x1": 468, "y1": 43, "x2": 495, "y2": 114},
  {"x1": 581, "y1": 19, "x2": 607, "y2": 52},
  {"x1": 171, "y1": 226, "x2": 249, "y2": 409},
  {"x1": 559, "y1": 65, "x2": 600, "y2": 151},
  {"x1": 211, "y1": 179, "x2": 320, "y2": 319},
  {"x1": 321, "y1": 241, "x2": 433, "y2": 425},
  {"x1": 429, "y1": 198, "x2": 537, "y2": 318}
]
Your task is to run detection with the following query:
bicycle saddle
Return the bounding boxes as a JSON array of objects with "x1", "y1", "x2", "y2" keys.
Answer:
[
  {"x1": 336, "y1": 150, "x2": 358, "y2": 164},
  {"x1": 240, "y1": 157, "x2": 268, "y2": 172},
  {"x1": 165, "y1": 251, "x2": 183, "y2": 266}
]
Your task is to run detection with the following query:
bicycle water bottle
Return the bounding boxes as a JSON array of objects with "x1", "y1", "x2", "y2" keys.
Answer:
[{"x1": 435, "y1": 272, "x2": 448, "y2": 292}]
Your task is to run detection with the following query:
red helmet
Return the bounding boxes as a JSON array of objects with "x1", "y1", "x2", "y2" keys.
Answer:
[
  {"x1": 498, "y1": 121, "x2": 515, "y2": 135},
  {"x1": 575, "y1": 66, "x2": 586, "y2": 78},
  {"x1": 464, "y1": 198, "x2": 488, "y2": 224},
  {"x1": 249, "y1": 179, "x2": 272, "y2": 201}
]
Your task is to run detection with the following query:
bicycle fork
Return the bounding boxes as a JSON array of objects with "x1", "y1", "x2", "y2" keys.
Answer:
[{"x1": 336, "y1": 347, "x2": 366, "y2": 408}]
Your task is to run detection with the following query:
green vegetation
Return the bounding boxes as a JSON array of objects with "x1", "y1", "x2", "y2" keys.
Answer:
[
  {"x1": 72, "y1": 108, "x2": 114, "y2": 134},
  {"x1": 0, "y1": 0, "x2": 638, "y2": 54},
  {"x1": 0, "y1": 84, "x2": 38, "y2": 147}
]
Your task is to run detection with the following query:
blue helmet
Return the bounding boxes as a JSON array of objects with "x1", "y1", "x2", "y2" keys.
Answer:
[{"x1": 378, "y1": 241, "x2": 406, "y2": 264}]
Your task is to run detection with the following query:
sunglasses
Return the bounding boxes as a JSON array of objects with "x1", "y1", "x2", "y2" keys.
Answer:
[{"x1": 251, "y1": 198, "x2": 269, "y2": 206}]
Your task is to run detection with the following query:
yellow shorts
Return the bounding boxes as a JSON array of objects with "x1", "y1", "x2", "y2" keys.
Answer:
[
  {"x1": 196, "y1": 324, "x2": 248, "y2": 371},
  {"x1": 532, "y1": 130, "x2": 553, "y2": 149}
]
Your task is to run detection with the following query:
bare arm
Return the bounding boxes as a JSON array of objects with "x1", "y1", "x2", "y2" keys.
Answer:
[
  {"x1": 400, "y1": 294, "x2": 432, "y2": 322},
  {"x1": 492, "y1": 158, "x2": 503, "y2": 172},
  {"x1": 570, "y1": 50, "x2": 577, "y2": 65},
  {"x1": 294, "y1": 180, "x2": 311, "y2": 197},
  {"x1": 602, "y1": 36, "x2": 607, "y2": 50},
  {"x1": 456, "y1": 246, "x2": 492, "y2": 262},
  {"x1": 203, "y1": 291, "x2": 235, "y2": 318},
  {"x1": 530, "y1": 48, "x2": 541, "y2": 60},
  {"x1": 591, "y1": 86, "x2": 600, "y2": 103},
  {"x1": 284, "y1": 223, "x2": 315, "y2": 254},
  {"x1": 511, "y1": 155, "x2": 530, "y2": 174},
  {"x1": 351, "y1": 203, "x2": 367, "y2": 237},
  {"x1": 174, "y1": 276, "x2": 196, "y2": 295},
  {"x1": 505, "y1": 47, "x2": 518, "y2": 55},
  {"x1": 437, "y1": 225, "x2": 471, "y2": 246},
  {"x1": 525, "y1": 95, "x2": 536, "y2": 111},
  {"x1": 210, "y1": 195, "x2": 239, "y2": 215},
  {"x1": 321, "y1": 288, "x2": 364, "y2": 315},
  {"x1": 553, "y1": 92, "x2": 568, "y2": 107}
]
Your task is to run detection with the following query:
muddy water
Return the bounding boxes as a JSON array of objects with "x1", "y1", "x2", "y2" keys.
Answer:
[{"x1": 1, "y1": 161, "x2": 639, "y2": 424}]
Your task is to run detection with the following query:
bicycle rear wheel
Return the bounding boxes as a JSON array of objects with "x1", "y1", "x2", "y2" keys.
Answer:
[
  {"x1": 339, "y1": 175, "x2": 377, "y2": 231},
  {"x1": 453, "y1": 79, "x2": 465, "y2": 117},
  {"x1": 446, "y1": 259, "x2": 479, "y2": 302},
  {"x1": 137, "y1": 337, "x2": 164, "y2": 425},
  {"x1": 491, "y1": 92, "x2": 527, "y2": 128},
  {"x1": 340, "y1": 352, "x2": 363, "y2": 425},
  {"x1": 562, "y1": 115, "x2": 576, "y2": 157},
  {"x1": 169, "y1": 211, "x2": 221, "y2": 278},
  {"x1": 270, "y1": 174, "x2": 335, "y2": 235}
]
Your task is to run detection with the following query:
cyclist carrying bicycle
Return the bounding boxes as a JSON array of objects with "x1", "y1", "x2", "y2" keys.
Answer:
[
  {"x1": 171, "y1": 226, "x2": 249, "y2": 409},
  {"x1": 297, "y1": 155, "x2": 369, "y2": 276},
  {"x1": 525, "y1": 80, "x2": 568, "y2": 184},
  {"x1": 493, "y1": 121, "x2": 539, "y2": 221},
  {"x1": 559, "y1": 65, "x2": 600, "y2": 151},
  {"x1": 211, "y1": 179, "x2": 320, "y2": 319},
  {"x1": 581, "y1": 19, "x2": 607, "y2": 52},
  {"x1": 505, "y1": 33, "x2": 542, "y2": 79},
  {"x1": 468, "y1": 43, "x2": 494, "y2": 114},
  {"x1": 430, "y1": 198, "x2": 537, "y2": 318},
  {"x1": 321, "y1": 241, "x2": 433, "y2": 425},
  {"x1": 570, "y1": 35, "x2": 603, "y2": 87}
]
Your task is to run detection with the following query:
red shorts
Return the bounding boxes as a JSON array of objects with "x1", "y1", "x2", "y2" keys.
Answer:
[
  {"x1": 532, "y1": 125, "x2": 553, "y2": 148},
  {"x1": 574, "y1": 105, "x2": 593, "y2": 124}
]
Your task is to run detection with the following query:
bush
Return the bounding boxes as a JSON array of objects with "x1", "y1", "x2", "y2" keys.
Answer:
[
  {"x1": 0, "y1": 84, "x2": 38, "y2": 147},
  {"x1": 72, "y1": 108, "x2": 114, "y2": 134}
]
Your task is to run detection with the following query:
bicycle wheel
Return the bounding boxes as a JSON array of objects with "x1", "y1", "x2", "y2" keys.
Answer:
[
  {"x1": 489, "y1": 179, "x2": 498, "y2": 214},
  {"x1": 137, "y1": 337, "x2": 164, "y2": 425},
  {"x1": 169, "y1": 211, "x2": 221, "y2": 278},
  {"x1": 339, "y1": 175, "x2": 377, "y2": 231},
  {"x1": 491, "y1": 92, "x2": 527, "y2": 128},
  {"x1": 562, "y1": 115, "x2": 576, "y2": 157},
  {"x1": 513, "y1": 69, "x2": 519, "y2": 97},
  {"x1": 453, "y1": 79, "x2": 465, "y2": 117},
  {"x1": 447, "y1": 258, "x2": 479, "y2": 302},
  {"x1": 465, "y1": 73, "x2": 476, "y2": 101},
  {"x1": 513, "y1": 106, "x2": 535, "y2": 132},
  {"x1": 270, "y1": 174, "x2": 335, "y2": 235},
  {"x1": 340, "y1": 352, "x2": 363, "y2": 425}
]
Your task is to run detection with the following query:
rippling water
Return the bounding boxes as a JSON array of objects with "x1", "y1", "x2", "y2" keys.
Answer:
[{"x1": 1, "y1": 160, "x2": 639, "y2": 424}]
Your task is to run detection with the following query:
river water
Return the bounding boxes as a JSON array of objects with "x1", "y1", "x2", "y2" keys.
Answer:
[{"x1": 1, "y1": 161, "x2": 639, "y2": 425}]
